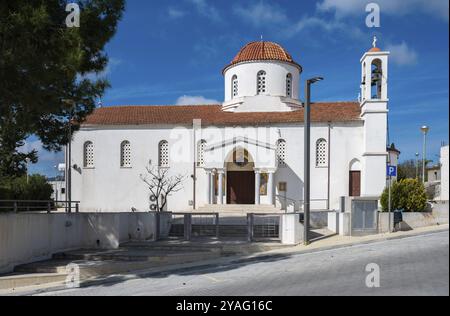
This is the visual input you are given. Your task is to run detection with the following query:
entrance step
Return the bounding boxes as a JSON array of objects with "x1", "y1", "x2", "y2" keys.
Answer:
[{"x1": 197, "y1": 204, "x2": 282, "y2": 213}]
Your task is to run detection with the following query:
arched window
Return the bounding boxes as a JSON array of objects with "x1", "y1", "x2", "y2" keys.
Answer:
[
  {"x1": 276, "y1": 139, "x2": 287, "y2": 167},
  {"x1": 257, "y1": 71, "x2": 266, "y2": 95},
  {"x1": 83, "y1": 141, "x2": 94, "y2": 168},
  {"x1": 120, "y1": 141, "x2": 131, "y2": 168},
  {"x1": 286, "y1": 73, "x2": 292, "y2": 98},
  {"x1": 158, "y1": 140, "x2": 169, "y2": 168},
  {"x1": 371, "y1": 59, "x2": 382, "y2": 99},
  {"x1": 197, "y1": 140, "x2": 207, "y2": 167},
  {"x1": 232, "y1": 75, "x2": 238, "y2": 98},
  {"x1": 316, "y1": 139, "x2": 328, "y2": 167}
]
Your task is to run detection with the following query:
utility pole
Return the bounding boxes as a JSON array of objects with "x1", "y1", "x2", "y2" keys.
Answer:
[
  {"x1": 304, "y1": 77, "x2": 324, "y2": 246},
  {"x1": 415, "y1": 152, "x2": 420, "y2": 180},
  {"x1": 421, "y1": 126, "x2": 429, "y2": 184}
]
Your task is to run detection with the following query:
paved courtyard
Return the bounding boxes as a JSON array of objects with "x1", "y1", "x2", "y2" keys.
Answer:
[{"x1": 34, "y1": 230, "x2": 449, "y2": 296}]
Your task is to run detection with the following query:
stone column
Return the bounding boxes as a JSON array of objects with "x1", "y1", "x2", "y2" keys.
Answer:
[
  {"x1": 268, "y1": 172, "x2": 275, "y2": 206},
  {"x1": 210, "y1": 170, "x2": 216, "y2": 204},
  {"x1": 206, "y1": 170, "x2": 212, "y2": 204},
  {"x1": 218, "y1": 170, "x2": 224, "y2": 205},
  {"x1": 255, "y1": 170, "x2": 261, "y2": 205}
]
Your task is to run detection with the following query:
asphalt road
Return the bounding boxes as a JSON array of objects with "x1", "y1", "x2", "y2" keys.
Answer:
[{"x1": 36, "y1": 230, "x2": 449, "y2": 296}]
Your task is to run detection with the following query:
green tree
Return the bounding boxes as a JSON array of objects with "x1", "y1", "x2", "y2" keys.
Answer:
[
  {"x1": 380, "y1": 178, "x2": 428, "y2": 212},
  {"x1": 0, "y1": 0, "x2": 125, "y2": 179},
  {"x1": 398, "y1": 160, "x2": 417, "y2": 180}
]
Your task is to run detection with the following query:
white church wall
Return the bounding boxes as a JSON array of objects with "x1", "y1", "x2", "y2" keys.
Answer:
[
  {"x1": 72, "y1": 126, "x2": 196, "y2": 213},
  {"x1": 72, "y1": 120, "x2": 370, "y2": 213}
]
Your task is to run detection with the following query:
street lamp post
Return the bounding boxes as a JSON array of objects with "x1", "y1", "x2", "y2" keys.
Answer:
[
  {"x1": 420, "y1": 126, "x2": 429, "y2": 184},
  {"x1": 304, "y1": 77, "x2": 324, "y2": 246},
  {"x1": 415, "y1": 152, "x2": 420, "y2": 180},
  {"x1": 63, "y1": 99, "x2": 75, "y2": 213}
]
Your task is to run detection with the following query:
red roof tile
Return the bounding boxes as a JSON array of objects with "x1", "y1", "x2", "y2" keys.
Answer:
[
  {"x1": 224, "y1": 41, "x2": 302, "y2": 73},
  {"x1": 82, "y1": 103, "x2": 361, "y2": 127}
]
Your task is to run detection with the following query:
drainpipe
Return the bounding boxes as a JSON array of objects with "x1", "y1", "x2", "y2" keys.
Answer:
[{"x1": 327, "y1": 122, "x2": 331, "y2": 210}]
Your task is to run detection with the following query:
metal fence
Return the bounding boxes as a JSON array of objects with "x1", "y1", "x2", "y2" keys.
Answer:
[
  {"x1": 247, "y1": 213, "x2": 281, "y2": 242},
  {"x1": 168, "y1": 212, "x2": 220, "y2": 240},
  {"x1": 0, "y1": 200, "x2": 80, "y2": 213}
]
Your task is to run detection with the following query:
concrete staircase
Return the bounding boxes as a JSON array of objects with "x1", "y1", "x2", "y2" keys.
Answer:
[
  {"x1": 0, "y1": 239, "x2": 286, "y2": 294},
  {"x1": 197, "y1": 204, "x2": 283, "y2": 214}
]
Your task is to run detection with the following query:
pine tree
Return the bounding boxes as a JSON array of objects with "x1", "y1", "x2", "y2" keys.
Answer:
[{"x1": 0, "y1": 0, "x2": 125, "y2": 179}]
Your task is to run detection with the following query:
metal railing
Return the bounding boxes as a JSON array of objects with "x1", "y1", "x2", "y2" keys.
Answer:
[
  {"x1": 0, "y1": 200, "x2": 80, "y2": 213},
  {"x1": 168, "y1": 212, "x2": 220, "y2": 240},
  {"x1": 247, "y1": 213, "x2": 282, "y2": 242}
]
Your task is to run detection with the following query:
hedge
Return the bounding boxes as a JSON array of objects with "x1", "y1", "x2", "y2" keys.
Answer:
[{"x1": 380, "y1": 178, "x2": 427, "y2": 212}]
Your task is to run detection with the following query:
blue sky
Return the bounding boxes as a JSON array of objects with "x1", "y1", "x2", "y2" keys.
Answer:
[{"x1": 28, "y1": 0, "x2": 449, "y2": 176}]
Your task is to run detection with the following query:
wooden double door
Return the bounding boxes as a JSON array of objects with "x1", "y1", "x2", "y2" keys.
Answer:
[{"x1": 227, "y1": 171, "x2": 255, "y2": 205}]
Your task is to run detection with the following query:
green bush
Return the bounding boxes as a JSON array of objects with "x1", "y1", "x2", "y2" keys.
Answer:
[
  {"x1": 0, "y1": 175, "x2": 53, "y2": 212},
  {"x1": 380, "y1": 178, "x2": 427, "y2": 212}
]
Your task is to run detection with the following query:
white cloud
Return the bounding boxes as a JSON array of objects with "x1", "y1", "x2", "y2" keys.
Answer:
[
  {"x1": 317, "y1": 0, "x2": 449, "y2": 22},
  {"x1": 176, "y1": 95, "x2": 220, "y2": 105},
  {"x1": 386, "y1": 42, "x2": 418, "y2": 66},
  {"x1": 168, "y1": 7, "x2": 186, "y2": 19},
  {"x1": 80, "y1": 57, "x2": 122, "y2": 81},
  {"x1": 233, "y1": 1, "x2": 287, "y2": 27},
  {"x1": 186, "y1": 0, "x2": 222, "y2": 22}
]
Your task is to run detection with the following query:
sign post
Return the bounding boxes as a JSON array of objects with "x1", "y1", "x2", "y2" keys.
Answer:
[{"x1": 387, "y1": 165, "x2": 397, "y2": 233}]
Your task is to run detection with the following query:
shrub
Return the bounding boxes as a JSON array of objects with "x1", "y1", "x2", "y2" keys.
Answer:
[
  {"x1": 0, "y1": 175, "x2": 53, "y2": 212},
  {"x1": 381, "y1": 178, "x2": 427, "y2": 212}
]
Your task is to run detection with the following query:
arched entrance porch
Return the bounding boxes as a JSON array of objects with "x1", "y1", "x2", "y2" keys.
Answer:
[{"x1": 226, "y1": 148, "x2": 255, "y2": 205}]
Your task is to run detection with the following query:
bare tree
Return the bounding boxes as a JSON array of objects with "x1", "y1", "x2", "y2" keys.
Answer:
[{"x1": 140, "y1": 162, "x2": 186, "y2": 212}]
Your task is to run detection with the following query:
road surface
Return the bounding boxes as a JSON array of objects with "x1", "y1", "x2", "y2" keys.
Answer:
[{"x1": 36, "y1": 230, "x2": 449, "y2": 296}]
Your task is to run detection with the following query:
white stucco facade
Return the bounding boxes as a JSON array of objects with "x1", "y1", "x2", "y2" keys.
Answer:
[
  {"x1": 440, "y1": 145, "x2": 449, "y2": 201},
  {"x1": 70, "y1": 41, "x2": 393, "y2": 213}
]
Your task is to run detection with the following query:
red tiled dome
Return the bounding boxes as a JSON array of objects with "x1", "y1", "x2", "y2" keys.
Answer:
[
  {"x1": 224, "y1": 41, "x2": 302, "y2": 72},
  {"x1": 369, "y1": 47, "x2": 381, "y2": 52}
]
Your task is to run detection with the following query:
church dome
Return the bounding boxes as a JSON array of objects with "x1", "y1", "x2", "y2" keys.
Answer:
[{"x1": 223, "y1": 41, "x2": 302, "y2": 73}]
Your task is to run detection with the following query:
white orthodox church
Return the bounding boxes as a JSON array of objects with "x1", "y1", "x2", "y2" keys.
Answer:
[{"x1": 70, "y1": 40, "x2": 394, "y2": 213}]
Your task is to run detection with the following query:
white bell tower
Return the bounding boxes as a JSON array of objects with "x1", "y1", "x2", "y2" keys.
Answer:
[{"x1": 360, "y1": 37, "x2": 390, "y2": 197}]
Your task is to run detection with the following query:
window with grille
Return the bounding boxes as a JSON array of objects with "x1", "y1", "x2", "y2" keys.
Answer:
[
  {"x1": 159, "y1": 140, "x2": 169, "y2": 168},
  {"x1": 257, "y1": 71, "x2": 266, "y2": 94},
  {"x1": 120, "y1": 141, "x2": 131, "y2": 168},
  {"x1": 277, "y1": 139, "x2": 287, "y2": 167},
  {"x1": 286, "y1": 73, "x2": 292, "y2": 97},
  {"x1": 197, "y1": 140, "x2": 206, "y2": 167},
  {"x1": 316, "y1": 139, "x2": 328, "y2": 167},
  {"x1": 83, "y1": 141, "x2": 94, "y2": 168},
  {"x1": 232, "y1": 75, "x2": 238, "y2": 98}
]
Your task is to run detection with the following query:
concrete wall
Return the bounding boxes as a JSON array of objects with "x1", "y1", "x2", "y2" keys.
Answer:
[
  {"x1": 280, "y1": 213, "x2": 303, "y2": 245},
  {"x1": 0, "y1": 212, "x2": 170, "y2": 274},
  {"x1": 441, "y1": 146, "x2": 449, "y2": 201},
  {"x1": 378, "y1": 202, "x2": 449, "y2": 233}
]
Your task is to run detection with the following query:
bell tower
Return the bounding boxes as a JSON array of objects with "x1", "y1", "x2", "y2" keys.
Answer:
[
  {"x1": 360, "y1": 36, "x2": 389, "y2": 102},
  {"x1": 359, "y1": 37, "x2": 390, "y2": 197}
]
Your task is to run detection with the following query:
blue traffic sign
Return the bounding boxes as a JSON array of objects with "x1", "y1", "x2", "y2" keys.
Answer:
[{"x1": 387, "y1": 165, "x2": 397, "y2": 177}]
